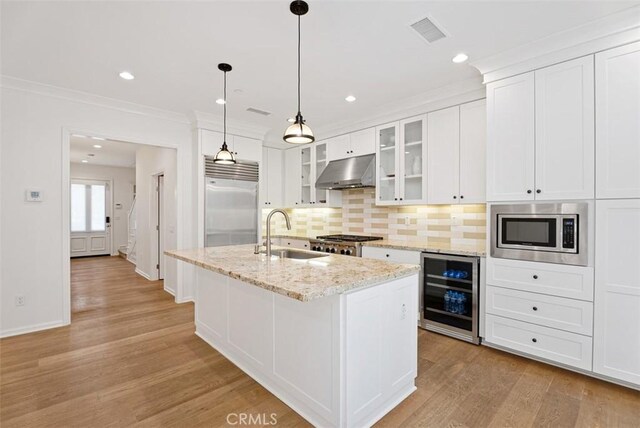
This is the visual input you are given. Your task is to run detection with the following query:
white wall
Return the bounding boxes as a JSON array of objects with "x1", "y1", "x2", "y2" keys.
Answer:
[
  {"x1": 70, "y1": 162, "x2": 136, "y2": 255},
  {"x1": 135, "y1": 145, "x2": 178, "y2": 295},
  {"x1": 0, "y1": 79, "x2": 195, "y2": 338}
]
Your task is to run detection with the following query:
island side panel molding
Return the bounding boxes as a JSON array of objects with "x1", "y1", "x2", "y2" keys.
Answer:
[{"x1": 195, "y1": 268, "x2": 228, "y2": 340}]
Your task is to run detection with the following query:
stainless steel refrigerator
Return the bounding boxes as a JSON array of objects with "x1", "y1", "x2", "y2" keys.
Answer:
[{"x1": 204, "y1": 158, "x2": 259, "y2": 247}]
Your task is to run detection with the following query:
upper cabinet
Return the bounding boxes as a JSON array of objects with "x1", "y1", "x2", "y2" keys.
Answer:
[
  {"x1": 376, "y1": 116, "x2": 427, "y2": 205},
  {"x1": 284, "y1": 142, "x2": 341, "y2": 207},
  {"x1": 486, "y1": 72, "x2": 536, "y2": 202},
  {"x1": 595, "y1": 41, "x2": 640, "y2": 199},
  {"x1": 427, "y1": 100, "x2": 487, "y2": 204},
  {"x1": 260, "y1": 147, "x2": 283, "y2": 208},
  {"x1": 487, "y1": 56, "x2": 595, "y2": 202},
  {"x1": 327, "y1": 128, "x2": 376, "y2": 161},
  {"x1": 201, "y1": 130, "x2": 262, "y2": 163}
]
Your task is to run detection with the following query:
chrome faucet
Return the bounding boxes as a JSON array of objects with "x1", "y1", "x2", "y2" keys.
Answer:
[{"x1": 265, "y1": 209, "x2": 291, "y2": 257}]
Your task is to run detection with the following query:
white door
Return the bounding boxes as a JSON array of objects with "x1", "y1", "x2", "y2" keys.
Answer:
[
  {"x1": 593, "y1": 199, "x2": 640, "y2": 385},
  {"x1": 459, "y1": 99, "x2": 487, "y2": 204},
  {"x1": 158, "y1": 175, "x2": 165, "y2": 280},
  {"x1": 535, "y1": 56, "x2": 595, "y2": 200},
  {"x1": 70, "y1": 179, "x2": 111, "y2": 257},
  {"x1": 349, "y1": 128, "x2": 376, "y2": 158},
  {"x1": 486, "y1": 72, "x2": 535, "y2": 202},
  {"x1": 427, "y1": 106, "x2": 460, "y2": 204},
  {"x1": 595, "y1": 41, "x2": 640, "y2": 199}
]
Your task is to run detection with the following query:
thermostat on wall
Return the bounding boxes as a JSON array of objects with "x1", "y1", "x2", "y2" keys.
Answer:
[{"x1": 25, "y1": 189, "x2": 43, "y2": 202}]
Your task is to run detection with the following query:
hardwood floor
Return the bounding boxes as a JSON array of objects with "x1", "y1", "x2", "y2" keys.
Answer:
[{"x1": 1, "y1": 256, "x2": 638, "y2": 427}]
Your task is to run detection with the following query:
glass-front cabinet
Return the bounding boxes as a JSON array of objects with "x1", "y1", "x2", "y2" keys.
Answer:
[
  {"x1": 289, "y1": 141, "x2": 341, "y2": 207},
  {"x1": 300, "y1": 146, "x2": 312, "y2": 204},
  {"x1": 375, "y1": 115, "x2": 427, "y2": 205}
]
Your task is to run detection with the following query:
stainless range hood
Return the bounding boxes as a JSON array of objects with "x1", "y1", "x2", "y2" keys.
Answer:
[{"x1": 315, "y1": 154, "x2": 376, "y2": 190}]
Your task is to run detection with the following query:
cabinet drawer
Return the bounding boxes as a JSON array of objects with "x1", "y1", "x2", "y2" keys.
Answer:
[
  {"x1": 486, "y1": 286, "x2": 593, "y2": 335},
  {"x1": 281, "y1": 238, "x2": 309, "y2": 250},
  {"x1": 361, "y1": 246, "x2": 420, "y2": 265},
  {"x1": 485, "y1": 314, "x2": 593, "y2": 371},
  {"x1": 487, "y1": 258, "x2": 594, "y2": 301}
]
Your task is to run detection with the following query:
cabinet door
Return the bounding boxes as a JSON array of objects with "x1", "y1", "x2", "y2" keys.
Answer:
[
  {"x1": 260, "y1": 147, "x2": 269, "y2": 207},
  {"x1": 201, "y1": 129, "x2": 224, "y2": 157},
  {"x1": 400, "y1": 115, "x2": 427, "y2": 203},
  {"x1": 427, "y1": 106, "x2": 460, "y2": 204},
  {"x1": 535, "y1": 56, "x2": 595, "y2": 200},
  {"x1": 232, "y1": 135, "x2": 262, "y2": 163},
  {"x1": 596, "y1": 42, "x2": 640, "y2": 199},
  {"x1": 314, "y1": 142, "x2": 328, "y2": 204},
  {"x1": 486, "y1": 72, "x2": 535, "y2": 201},
  {"x1": 459, "y1": 99, "x2": 486, "y2": 204},
  {"x1": 326, "y1": 134, "x2": 351, "y2": 161},
  {"x1": 349, "y1": 128, "x2": 376, "y2": 157},
  {"x1": 300, "y1": 146, "x2": 312, "y2": 205},
  {"x1": 284, "y1": 148, "x2": 301, "y2": 206},
  {"x1": 376, "y1": 123, "x2": 400, "y2": 204},
  {"x1": 267, "y1": 148, "x2": 283, "y2": 207},
  {"x1": 593, "y1": 199, "x2": 640, "y2": 385}
]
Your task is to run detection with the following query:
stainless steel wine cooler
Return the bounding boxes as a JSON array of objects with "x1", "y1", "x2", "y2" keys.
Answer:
[{"x1": 419, "y1": 252, "x2": 480, "y2": 344}]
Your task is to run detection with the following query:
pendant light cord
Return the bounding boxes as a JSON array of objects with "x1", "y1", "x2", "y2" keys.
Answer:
[
  {"x1": 297, "y1": 13, "x2": 301, "y2": 116},
  {"x1": 223, "y1": 70, "x2": 227, "y2": 142}
]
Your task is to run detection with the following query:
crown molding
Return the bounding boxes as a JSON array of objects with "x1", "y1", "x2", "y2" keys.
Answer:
[
  {"x1": 189, "y1": 110, "x2": 269, "y2": 141},
  {"x1": 471, "y1": 5, "x2": 640, "y2": 83},
  {"x1": 311, "y1": 76, "x2": 485, "y2": 141},
  {"x1": 1, "y1": 75, "x2": 190, "y2": 124}
]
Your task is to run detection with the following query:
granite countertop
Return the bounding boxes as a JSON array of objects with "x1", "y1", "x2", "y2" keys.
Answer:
[
  {"x1": 362, "y1": 240, "x2": 486, "y2": 257},
  {"x1": 165, "y1": 245, "x2": 420, "y2": 302}
]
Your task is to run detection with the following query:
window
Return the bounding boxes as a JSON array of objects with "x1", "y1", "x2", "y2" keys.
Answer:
[{"x1": 70, "y1": 182, "x2": 107, "y2": 232}]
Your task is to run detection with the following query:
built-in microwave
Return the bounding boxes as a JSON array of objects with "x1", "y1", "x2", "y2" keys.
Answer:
[{"x1": 490, "y1": 202, "x2": 589, "y2": 266}]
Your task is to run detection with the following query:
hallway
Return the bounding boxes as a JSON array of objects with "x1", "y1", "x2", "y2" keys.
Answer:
[{"x1": 1, "y1": 257, "x2": 638, "y2": 427}]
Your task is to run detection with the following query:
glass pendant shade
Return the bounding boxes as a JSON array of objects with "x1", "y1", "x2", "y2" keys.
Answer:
[
  {"x1": 213, "y1": 141, "x2": 235, "y2": 164},
  {"x1": 283, "y1": 117, "x2": 314, "y2": 144}
]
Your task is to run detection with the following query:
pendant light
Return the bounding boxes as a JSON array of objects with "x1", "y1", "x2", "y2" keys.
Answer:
[
  {"x1": 213, "y1": 63, "x2": 236, "y2": 164},
  {"x1": 283, "y1": 0, "x2": 314, "y2": 144}
]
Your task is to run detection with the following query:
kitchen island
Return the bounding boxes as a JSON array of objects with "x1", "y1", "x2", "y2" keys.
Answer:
[{"x1": 166, "y1": 245, "x2": 420, "y2": 428}]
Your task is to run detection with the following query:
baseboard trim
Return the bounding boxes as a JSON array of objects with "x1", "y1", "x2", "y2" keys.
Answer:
[
  {"x1": 175, "y1": 295, "x2": 194, "y2": 304},
  {"x1": 0, "y1": 320, "x2": 67, "y2": 338},
  {"x1": 164, "y1": 286, "x2": 176, "y2": 296},
  {"x1": 135, "y1": 268, "x2": 151, "y2": 280}
]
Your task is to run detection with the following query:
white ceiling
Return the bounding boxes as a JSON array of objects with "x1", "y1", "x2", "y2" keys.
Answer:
[
  {"x1": 3, "y1": 1, "x2": 638, "y2": 146},
  {"x1": 70, "y1": 135, "x2": 137, "y2": 168}
]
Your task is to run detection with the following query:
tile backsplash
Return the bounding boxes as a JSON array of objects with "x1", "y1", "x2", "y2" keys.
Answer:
[{"x1": 262, "y1": 188, "x2": 486, "y2": 247}]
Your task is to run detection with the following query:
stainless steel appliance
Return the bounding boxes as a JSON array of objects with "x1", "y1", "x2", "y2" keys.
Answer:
[
  {"x1": 491, "y1": 202, "x2": 588, "y2": 266},
  {"x1": 204, "y1": 157, "x2": 259, "y2": 247},
  {"x1": 309, "y1": 234, "x2": 383, "y2": 256},
  {"x1": 315, "y1": 154, "x2": 376, "y2": 190},
  {"x1": 420, "y1": 252, "x2": 480, "y2": 344}
]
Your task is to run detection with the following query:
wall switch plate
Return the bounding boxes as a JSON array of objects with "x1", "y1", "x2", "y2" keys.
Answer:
[
  {"x1": 15, "y1": 295, "x2": 25, "y2": 306},
  {"x1": 25, "y1": 189, "x2": 43, "y2": 202}
]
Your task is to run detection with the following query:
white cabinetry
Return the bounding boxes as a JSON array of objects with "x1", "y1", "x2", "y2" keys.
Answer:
[
  {"x1": 283, "y1": 147, "x2": 301, "y2": 207},
  {"x1": 595, "y1": 41, "x2": 640, "y2": 199},
  {"x1": 284, "y1": 143, "x2": 341, "y2": 207},
  {"x1": 593, "y1": 199, "x2": 640, "y2": 386},
  {"x1": 459, "y1": 99, "x2": 487, "y2": 204},
  {"x1": 487, "y1": 56, "x2": 595, "y2": 202},
  {"x1": 376, "y1": 116, "x2": 427, "y2": 205},
  {"x1": 201, "y1": 129, "x2": 262, "y2": 163},
  {"x1": 487, "y1": 72, "x2": 535, "y2": 202},
  {"x1": 326, "y1": 128, "x2": 375, "y2": 161},
  {"x1": 361, "y1": 246, "x2": 421, "y2": 265},
  {"x1": 260, "y1": 147, "x2": 283, "y2": 207}
]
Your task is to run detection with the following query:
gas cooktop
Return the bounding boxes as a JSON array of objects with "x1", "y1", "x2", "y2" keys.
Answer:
[
  {"x1": 309, "y1": 235, "x2": 384, "y2": 256},
  {"x1": 315, "y1": 234, "x2": 384, "y2": 243}
]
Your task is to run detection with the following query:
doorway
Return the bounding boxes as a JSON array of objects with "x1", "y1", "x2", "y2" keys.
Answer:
[
  {"x1": 70, "y1": 179, "x2": 112, "y2": 257},
  {"x1": 156, "y1": 174, "x2": 165, "y2": 280}
]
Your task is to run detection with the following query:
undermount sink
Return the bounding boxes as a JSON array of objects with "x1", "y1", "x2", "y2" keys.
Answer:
[{"x1": 261, "y1": 249, "x2": 329, "y2": 260}]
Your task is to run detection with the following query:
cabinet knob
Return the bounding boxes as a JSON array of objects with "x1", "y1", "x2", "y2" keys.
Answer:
[
  {"x1": 533, "y1": 275, "x2": 538, "y2": 279},
  {"x1": 460, "y1": 195, "x2": 464, "y2": 199},
  {"x1": 532, "y1": 306, "x2": 538, "y2": 311},
  {"x1": 527, "y1": 189, "x2": 532, "y2": 194},
  {"x1": 394, "y1": 198, "x2": 398, "y2": 201},
  {"x1": 400, "y1": 198, "x2": 403, "y2": 201},
  {"x1": 385, "y1": 254, "x2": 390, "y2": 258},
  {"x1": 536, "y1": 189, "x2": 541, "y2": 194},
  {"x1": 453, "y1": 195, "x2": 457, "y2": 199},
  {"x1": 532, "y1": 338, "x2": 537, "y2": 343}
]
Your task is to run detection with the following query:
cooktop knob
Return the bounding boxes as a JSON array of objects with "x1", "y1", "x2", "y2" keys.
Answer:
[
  {"x1": 340, "y1": 249, "x2": 346, "y2": 255},
  {"x1": 330, "y1": 248, "x2": 336, "y2": 253},
  {"x1": 345, "y1": 249, "x2": 352, "y2": 255},
  {"x1": 325, "y1": 248, "x2": 331, "y2": 253}
]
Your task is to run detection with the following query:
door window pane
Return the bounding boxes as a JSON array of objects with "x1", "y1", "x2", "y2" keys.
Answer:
[
  {"x1": 71, "y1": 184, "x2": 86, "y2": 232},
  {"x1": 90, "y1": 185, "x2": 106, "y2": 231}
]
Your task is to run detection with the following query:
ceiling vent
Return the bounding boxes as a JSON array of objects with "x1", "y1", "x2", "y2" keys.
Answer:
[
  {"x1": 246, "y1": 107, "x2": 272, "y2": 116},
  {"x1": 410, "y1": 16, "x2": 447, "y2": 43}
]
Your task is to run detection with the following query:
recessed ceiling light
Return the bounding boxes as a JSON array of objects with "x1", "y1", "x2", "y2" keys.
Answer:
[
  {"x1": 452, "y1": 53, "x2": 468, "y2": 63},
  {"x1": 81, "y1": 159, "x2": 89, "y2": 163},
  {"x1": 216, "y1": 98, "x2": 226, "y2": 105},
  {"x1": 345, "y1": 95, "x2": 356, "y2": 103},
  {"x1": 93, "y1": 144, "x2": 102, "y2": 149},
  {"x1": 119, "y1": 71, "x2": 135, "y2": 80},
  {"x1": 287, "y1": 117, "x2": 295, "y2": 123}
]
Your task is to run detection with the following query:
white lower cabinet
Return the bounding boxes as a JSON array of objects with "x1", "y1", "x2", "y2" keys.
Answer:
[
  {"x1": 593, "y1": 199, "x2": 640, "y2": 386},
  {"x1": 361, "y1": 246, "x2": 421, "y2": 265},
  {"x1": 485, "y1": 314, "x2": 593, "y2": 371},
  {"x1": 279, "y1": 238, "x2": 310, "y2": 250},
  {"x1": 486, "y1": 286, "x2": 593, "y2": 336}
]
